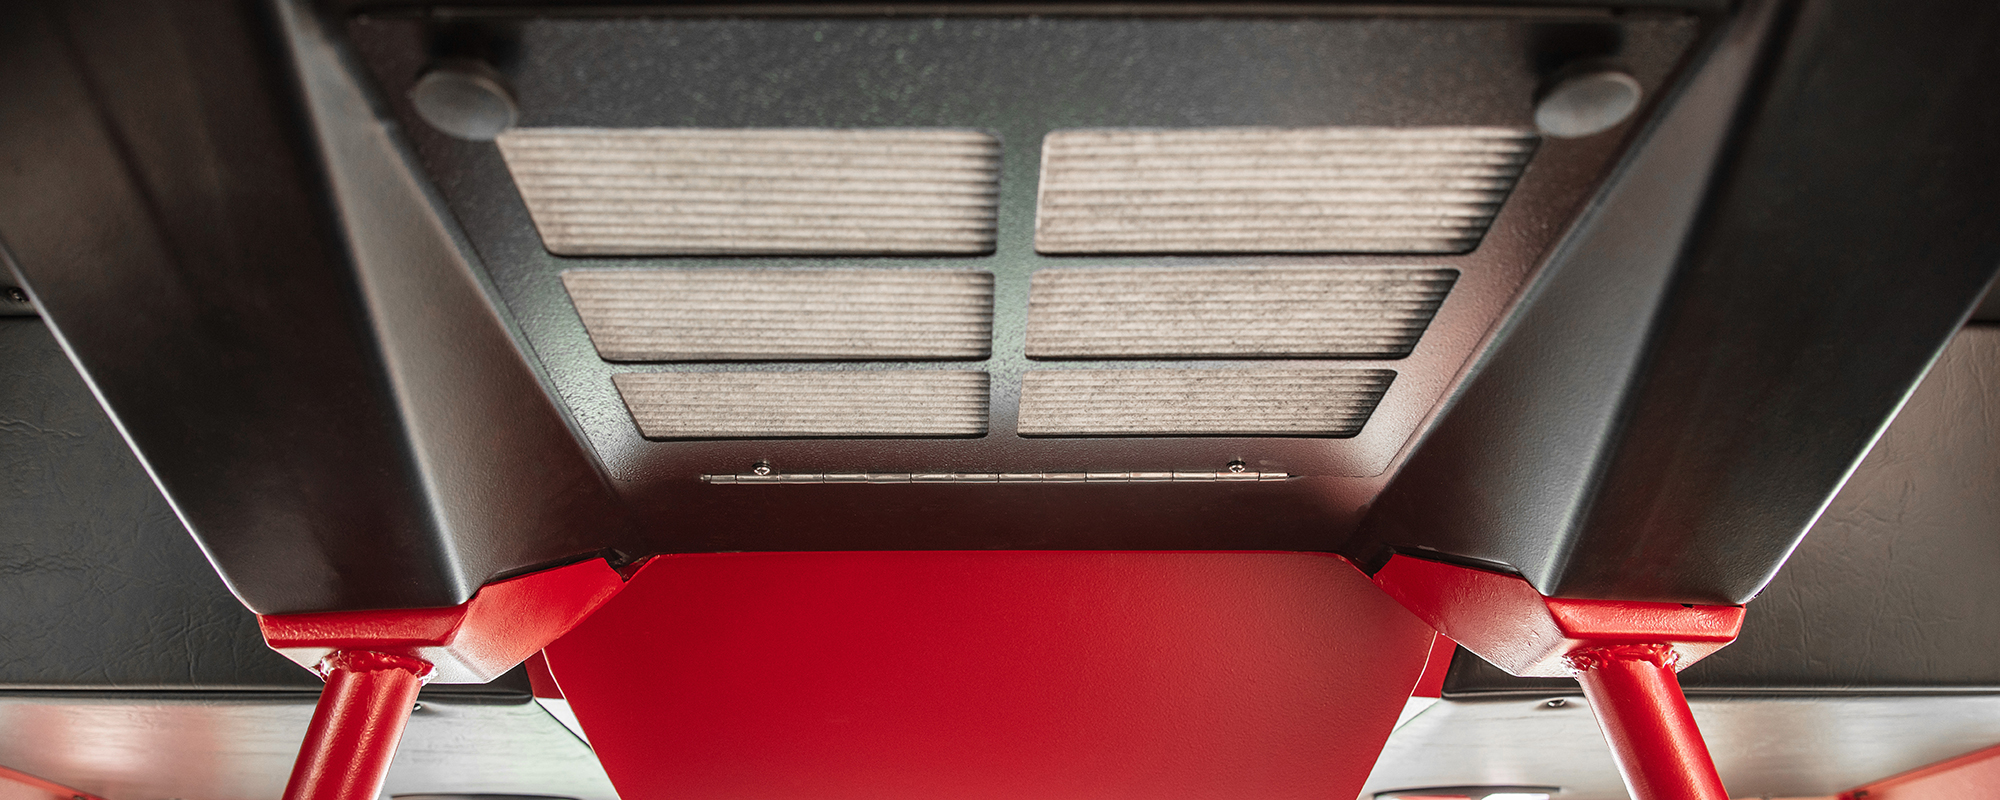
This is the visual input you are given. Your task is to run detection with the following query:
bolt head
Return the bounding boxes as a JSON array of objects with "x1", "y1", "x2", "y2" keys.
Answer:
[
  {"x1": 410, "y1": 62, "x2": 518, "y2": 141},
  {"x1": 1535, "y1": 70, "x2": 1642, "y2": 138}
]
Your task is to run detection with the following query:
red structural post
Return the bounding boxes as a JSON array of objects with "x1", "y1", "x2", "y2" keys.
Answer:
[
  {"x1": 1567, "y1": 644, "x2": 1727, "y2": 800},
  {"x1": 259, "y1": 560, "x2": 625, "y2": 800},
  {"x1": 281, "y1": 650, "x2": 433, "y2": 800},
  {"x1": 1371, "y1": 556, "x2": 1744, "y2": 800}
]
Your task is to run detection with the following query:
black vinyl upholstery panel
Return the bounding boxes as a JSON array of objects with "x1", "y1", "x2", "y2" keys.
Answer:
[
  {"x1": 0, "y1": 319, "x2": 315, "y2": 690},
  {"x1": 0, "y1": 318, "x2": 535, "y2": 693}
]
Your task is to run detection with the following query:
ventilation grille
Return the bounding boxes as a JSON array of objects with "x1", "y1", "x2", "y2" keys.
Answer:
[
  {"x1": 1017, "y1": 368, "x2": 1395, "y2": 437},
  {"x1": 564, "y1": 269, "x2": 993, "y2": 361},
  {"x1": 1035, "y1": 127, "x2": 1535, "y2": 254},
  {"x1": 497, "y1": 129, "x2": 1002, "y2": 255},
  {"x1": 1027, "y1": 267, "x2": 1457, "y2": 359},
  {"x1": 613, "y1": 371, "x2": 988, "y2": 439}
]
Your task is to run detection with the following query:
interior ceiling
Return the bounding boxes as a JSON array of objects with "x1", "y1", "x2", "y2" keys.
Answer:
[
  {"x1": 3, "y1": 1, "x2": 2000, "y2": 798},
  {"x1": 8, "y1": 312, "x2": 2000, "y2": 799},
  {"x1": 1, "y1": 0, "x2": 1994, "y2": 618}
]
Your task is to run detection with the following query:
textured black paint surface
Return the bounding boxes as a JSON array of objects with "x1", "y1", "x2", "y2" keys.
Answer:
[
  {"x1": 1360, "y1": 0, "x2": 2000, "y2": 604},
  {"x1": 0, "y1": 0, "x2": 462, "y2": 612},
  {"x1": 0, "y1": 319, "x2": 543, "y2": 691},
  {"x1": 0, "y1": 0, "x2": 630, "y2": 614},
  {"x1": 1447, "y1": 326, "x2": 2000, "y2": 693}
]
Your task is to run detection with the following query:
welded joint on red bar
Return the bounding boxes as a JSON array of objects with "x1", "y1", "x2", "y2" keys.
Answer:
[
  {"x1": 312, "y1": 650, "x2": 437, "y2": 682},
  {"x1": 1563, "y1": 642, "x2": 1678, "y2": 674},
  {"x1": 258, "y1": 557, "x2": 626, "y2": 684},
  {"x1": 1369, "y1": 554, "x2": 1745, "y2": 678}
]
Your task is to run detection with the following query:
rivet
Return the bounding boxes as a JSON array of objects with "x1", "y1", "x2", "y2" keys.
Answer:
[
  {"x1": 1226, "y1": 460, "x2": 1247, "y2": 473},
  {"x1": 751, "y1": 462, "x2": 773, "y2": 476},
  {"x1": 1543, "y1": 698, "x2": 1567, "y2": 709},
  {"x1": 3, "y1": 287, "x2": 26, "y2": 303}
]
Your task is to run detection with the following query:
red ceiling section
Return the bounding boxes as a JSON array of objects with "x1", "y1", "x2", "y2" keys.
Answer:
[{"x1": 544, "y1": 551, "x2": 1436, "y2": 800}]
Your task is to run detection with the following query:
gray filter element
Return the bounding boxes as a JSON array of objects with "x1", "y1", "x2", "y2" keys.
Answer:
[
  {"x1": 1035, "y1": 127, "x2": 1535, "y2": 254},
  {"x1": 564, "y1": 269, "x2": 994, "y2": 361},
  {"x1": 1017, "y1": 368, "x2": 1396, "y2": 437},
  {"x1": 1027, "y1": 266, "x2": 1457, "y2": 359},
  {"x1": 613, "y1": 371, "x2": 990, "y2": 439},
  {"x1": 497, "y1": 128, "x2": 1001, "y2": 255}
]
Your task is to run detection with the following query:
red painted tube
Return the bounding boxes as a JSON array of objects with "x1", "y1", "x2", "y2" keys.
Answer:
[
  {"x1": 282, "y1": 651, "x2": 434, "y2": 800},
  {"x1": 1568, "y1": 644, "x2": 1727, "y2": 800}
]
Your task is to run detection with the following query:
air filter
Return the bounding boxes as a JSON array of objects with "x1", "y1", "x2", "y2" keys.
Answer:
[
  {"x1": 564, "y1": 269, "x2": 993, "y2": 361},
  {"x1": 613, "y1": 371, "x2": 989, "y2": 439},
  {"x1": 1027, "y1": 267, "x2": 1456, "y2": 359},
  {"x1": 1017, "y1": 368, "x2": 1396, "y2": 437},
  {"x1": 497, "y1": 129, "x2": 1001, "y2": 255},
  {"x1": 1035, "y1": 127, "x2": 1535, "y2": 254}
]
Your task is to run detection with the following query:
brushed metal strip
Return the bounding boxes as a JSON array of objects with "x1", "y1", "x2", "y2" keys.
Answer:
[
  {"x1": 614, "y1": 371, "x2": 989, "y2": 439},
  {"x1": 1017, "y1": 368, "x2": 1396, "y2": 437},
  {"x1": 565, "y1": 269, "x2": 994, "y2": 361},
  {"x1": 1035, "y1": 127, "x2": 1534, "y2": 253},
  {"x1": 1028, "y1": 266, "x2": 1456, "y2": 359},
  {"x1": 499, "y1": 128, "x2": 1001, "y2": 255}
]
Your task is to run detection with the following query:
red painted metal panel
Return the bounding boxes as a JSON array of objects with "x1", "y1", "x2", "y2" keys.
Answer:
[
  {"x1": 1840, "y1": 742, "x2": 2000, "y2": 799},
  {"x1": 1371, "y1": 555, "x2": 1742, "y2": 677},
  {"x1": 0, "y1": 766, "x2": 104, "y2": 800},
  {"x1": 259, "y1": 559, "x2": 625, "y2": 683},
  {"x1": 522, "y1": 652, "x2": 564, "y2": 699},
  {"x1": 545, "y1": 551, "x2": 1435, "y2": 800},
  {"x1": 1411, "y1": 634, "x2": 1457, "y2": 699}
]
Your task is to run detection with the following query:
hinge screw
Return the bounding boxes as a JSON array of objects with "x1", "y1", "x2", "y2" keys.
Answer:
[
  {"x1": 1226, "y1": 460, "x2": 1247, "y2": 473},
  {"x1": 751, "y1": 462, "x2": 773, "y2": 476}
]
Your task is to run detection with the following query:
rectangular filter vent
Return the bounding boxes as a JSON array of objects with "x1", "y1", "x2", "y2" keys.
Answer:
[
  {"x1": 1028, "y1": 267, "x2": 1457, "y2": 359},
  {"x1": 614, "y1": 371, "x2": 988, "y2": 439},
  {"x1": 1035, "y1": 127, "x2": 1535, "y2": 254},
  {"x1": 565, "y1": 269, "x2": 993, "y2": 361},
  {"x1": 1017, "y1": 368, "x2": 1395, "y2": 437},
  {"x1": 497, "y1": 129, "x2": 1001, "y2": 255}
]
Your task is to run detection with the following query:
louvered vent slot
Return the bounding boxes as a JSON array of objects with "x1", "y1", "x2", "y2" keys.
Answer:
[
  {"x1": 1035, "y1": 127, "x2": 1535, "y2": 254},
  {"x1": 1017, "y1": 368, "x2": 1395, "y2": 437},
  {"x1": 565, "y1": 269, "x2": 993, "y2": 361},
  {"x1": 614, "y1": 371, "x2": 989, "y2": 439},
  {"x1": 1027, "y1": 267, "x2": 1456, "y2": 359},
  {"x1": 497, "y1": 129, "x2": 1001, "y2": 255}
]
